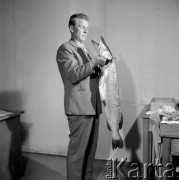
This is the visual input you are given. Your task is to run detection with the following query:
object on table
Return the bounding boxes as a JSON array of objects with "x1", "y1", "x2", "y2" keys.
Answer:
[
  {"x1": 146, "y1": 104, "x2": 179, "y2": 122},
  {"x1": 0, "y1": 110, "x2": 13, "y2": 117}
]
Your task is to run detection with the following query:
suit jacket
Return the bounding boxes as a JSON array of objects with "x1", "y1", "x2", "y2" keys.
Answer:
[{"x1": 56, "y1": 39, "x2": 102, "y2": 115}]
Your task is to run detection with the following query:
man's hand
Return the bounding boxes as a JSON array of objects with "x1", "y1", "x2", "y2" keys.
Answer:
[{"x1": 91, "y1": 55, "x2": 106, "y2": 67}]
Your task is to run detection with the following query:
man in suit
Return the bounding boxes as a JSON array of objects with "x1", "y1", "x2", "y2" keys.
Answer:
[{"x1": 56, "y1": 13, "x2": 106, "y2": 180}]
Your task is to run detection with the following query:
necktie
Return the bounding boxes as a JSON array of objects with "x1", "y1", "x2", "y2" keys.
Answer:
[{"x1": 81, "y1": 45, "x2": 90, "y2": 61}]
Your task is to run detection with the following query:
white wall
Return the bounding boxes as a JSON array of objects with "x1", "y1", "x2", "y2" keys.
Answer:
[
  {"x1": 103, "y1": 0, "x2": 179, "y2": 161},
  {"x1": 0, "y1": 0, "x2": 179, "y2": 162},
  {"x1": 0, "y1": 0, "x2": 2, "y2": 85},
  {"x1": 0, "y1": 0, "x2": 19, "y2": 103}
]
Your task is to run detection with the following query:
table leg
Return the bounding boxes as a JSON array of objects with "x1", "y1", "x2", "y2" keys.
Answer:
[{"x1": 162, "y1": 138, "x2": 171, "y2": 180}]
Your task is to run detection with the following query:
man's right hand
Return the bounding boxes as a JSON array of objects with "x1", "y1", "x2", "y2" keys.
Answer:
[{"x1": 92, "y1": 55, "x2": 106, "y2": 67}]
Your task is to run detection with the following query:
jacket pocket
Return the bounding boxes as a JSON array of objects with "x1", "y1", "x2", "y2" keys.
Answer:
[
  {"x1": 71, "y1": 84, "x2": 79, "y2": 91},
  {"x1": 67, "y1": 79, "x2": 87, "y2": 91},
  {"x1": 71, "y1": 83, "x2": 85, "y2": 91},
  {"x1": 78, "y1": 78, "x2": 89, "y2": 91}
]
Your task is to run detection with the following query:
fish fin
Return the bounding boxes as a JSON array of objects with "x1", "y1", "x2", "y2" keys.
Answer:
[
  {"x1": 119, "y1": 113, "x2": 123, "y2": 129},
  {"x1": 106, "y1": 121, "x2": 111, "y2": 131},
  {"x1": 112, "y1": 138, "x2": 123, "y2": 150},
  {"x1": 102, "y1": 100, "x2": 106, "y2": 107}
]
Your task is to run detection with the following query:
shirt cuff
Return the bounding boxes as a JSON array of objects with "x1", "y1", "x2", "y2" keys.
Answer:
[{"x1": 88, "y1": 60, "x2": 96, "y2": 73}]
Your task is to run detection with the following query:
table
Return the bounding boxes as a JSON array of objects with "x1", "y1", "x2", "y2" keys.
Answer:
[
  {"x1": 141, "y1": 105, "x2": 179, "y2": 179},
  {"x1": 0, "y1": 110, "x2": 24, "y2": 180}
]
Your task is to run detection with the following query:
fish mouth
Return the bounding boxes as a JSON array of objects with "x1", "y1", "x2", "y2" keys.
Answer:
[
  {"x1": 105, "y1": 56, "x2": 114, "y2": 65},
  {"x1": 105, "y1": 59, "x2": 113, "y2": 65}
]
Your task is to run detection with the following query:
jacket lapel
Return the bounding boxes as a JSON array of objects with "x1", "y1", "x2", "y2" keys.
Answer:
[{"x1": 69, "y1": 40, "x2": 91, "y2": 62}]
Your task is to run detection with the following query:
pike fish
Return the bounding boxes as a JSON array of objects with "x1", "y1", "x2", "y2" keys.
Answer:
[{"x1": 91, "y1": 36, "x2": 123, "y2": 150}]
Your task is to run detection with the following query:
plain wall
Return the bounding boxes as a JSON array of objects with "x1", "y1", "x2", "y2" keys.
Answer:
[{"x1": 0, "y1": 0, "x2": 179, "y2": 162}]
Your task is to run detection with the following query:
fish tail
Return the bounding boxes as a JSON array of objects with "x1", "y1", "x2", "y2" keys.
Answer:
[
  {"x1": 119, "y1": 113, "x2": 123, "y2": 129},
  {"x1": 112, "y1": 137, "x2": 123, "y2": 150}
]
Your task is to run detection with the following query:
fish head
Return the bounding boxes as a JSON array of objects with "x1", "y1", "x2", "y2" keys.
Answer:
[
  {"x1": 99, "y1": 36, "x2": 113, "y2": 61},
  {"x1": 91, "y1": 36, "x2": 114, "y2": 64}
]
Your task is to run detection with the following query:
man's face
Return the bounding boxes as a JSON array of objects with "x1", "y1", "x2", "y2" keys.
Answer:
[{"x1": 70, "y1": 18, "x2": 89, "y2": 43}]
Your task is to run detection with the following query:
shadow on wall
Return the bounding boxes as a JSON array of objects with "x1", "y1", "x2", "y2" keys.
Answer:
[
  {"x1": 125, "y1": 118, "x2": 141, "y2": 162},
  {"x1": 0, "y1": 90, "x2": 33, "y2": 178},
  {"x1": 0, "y1": 90, "x2": 32, "y2": 145},
  {"x1": 116, "y1": 58, "x2": 141, "y2": 162},
  {"x1": 0, "y1": 90, "x2": 24, "y2": 110}
]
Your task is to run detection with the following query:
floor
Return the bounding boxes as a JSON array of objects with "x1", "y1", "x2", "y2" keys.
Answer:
[
  {"x1": 19, "y1": 152, "x2": 173, "y2": 180},
  {"x1": 19, "y1": 152, "x2": 108, "y2": 180},
  {"x1": 19, "y1": 153, "x2": 179, "y2": 180}
]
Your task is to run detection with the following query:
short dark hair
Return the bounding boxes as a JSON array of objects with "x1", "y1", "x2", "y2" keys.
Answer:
[{"x1": 68, "y1": 13, "x2": 89, "y2": 28}]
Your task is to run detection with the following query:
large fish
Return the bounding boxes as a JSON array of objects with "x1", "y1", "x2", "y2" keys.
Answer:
[{"x1": 91, "y1": 36, "x2": 123, "y2": 150}]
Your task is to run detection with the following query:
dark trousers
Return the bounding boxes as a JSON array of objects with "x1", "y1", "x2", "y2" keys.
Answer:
[{"x1": 66, "y1": 115, "x2": 100, "y2": 180}]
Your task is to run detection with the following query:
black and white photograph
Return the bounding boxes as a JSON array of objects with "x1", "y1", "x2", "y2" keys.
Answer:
[{"x1": 1, "y1": 0, "x2": 179, "y2": 179}]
